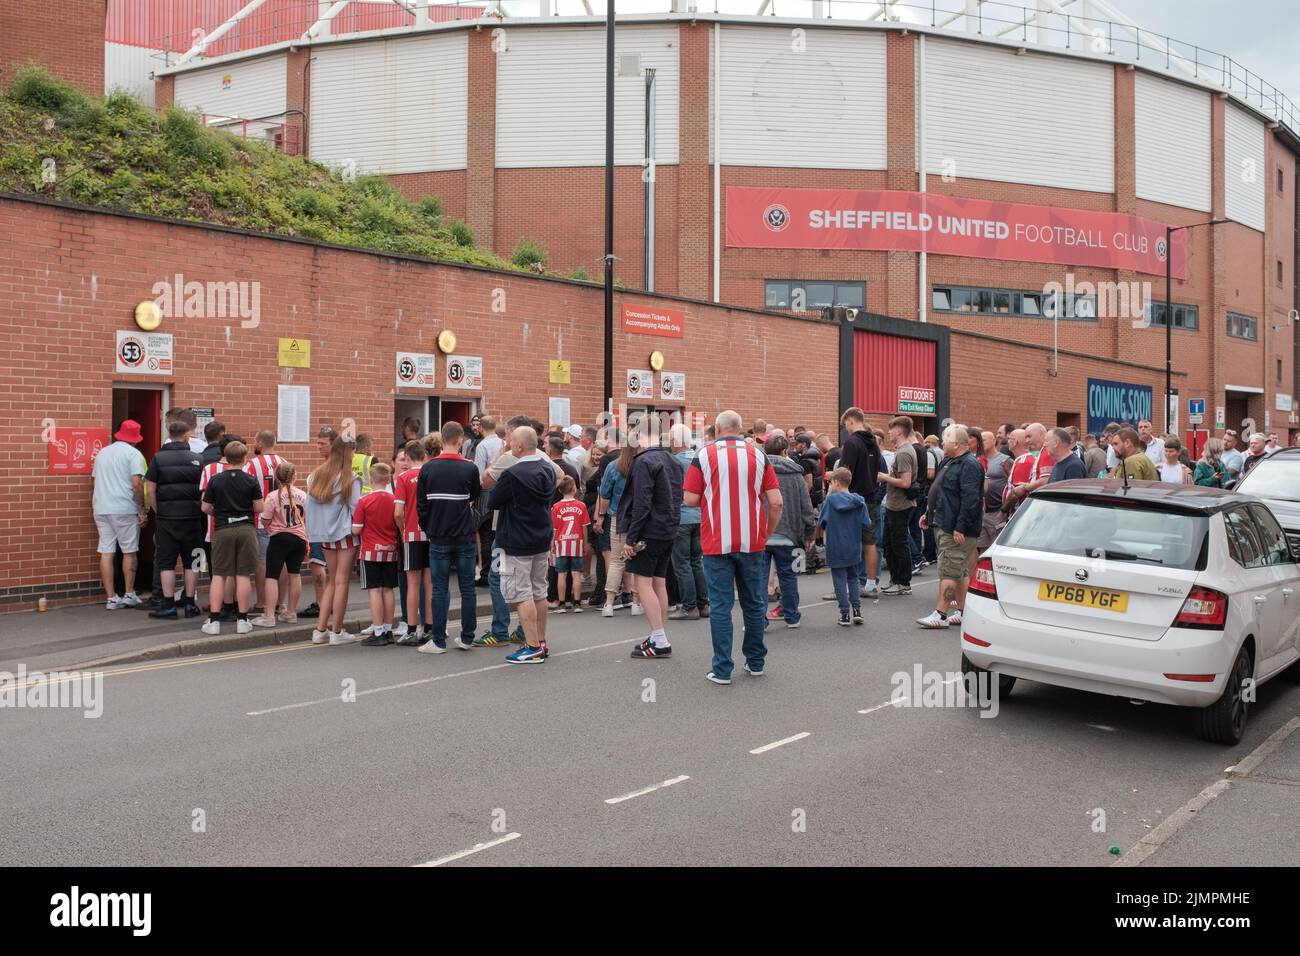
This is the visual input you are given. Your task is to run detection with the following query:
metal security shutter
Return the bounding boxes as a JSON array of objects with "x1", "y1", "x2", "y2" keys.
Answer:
[
  {"x1": 173, "y1": 54, "x2": 287, "y2": 122},
  {"x1": 104, "y1": 42, "x2": 159, "y2": 106},
  {"x1": 1225, "y1": 103, "x2": 1266, "y2": 233},
  {"x1": 923, "y1": 39, "x2": 1113, "y2": 193},
  {"x1": 1134, "y1": 72, "x2": 1210, "y2": 212},
  {"x1": 310, "y1": 33, "x2": 468, "y2": 175},
  {"x1": 854, "y1": 331, "x2": 935, "y2": 417},
  {"x1": 495, "y1": 26, "x2": 680, "y2": 168},
  {"x1": 718, "y1": 26, "x2": 887, "y2": 170}
]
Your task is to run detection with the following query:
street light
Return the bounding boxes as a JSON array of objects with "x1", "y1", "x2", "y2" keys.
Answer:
[
  {"x1": 1164, "y1": 218, "x2": 1228, "y2": 433},
  {"x1": 603, "y1": 0, "x2": 616, "y2": 423}
]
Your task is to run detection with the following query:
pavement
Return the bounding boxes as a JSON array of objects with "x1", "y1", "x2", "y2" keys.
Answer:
[
  {"x1": 1, "y1": 567, "x2": 1297, "y2": 867},
  {"x1": 0, "y1": 579, "x2": 495, "y2": 671}
]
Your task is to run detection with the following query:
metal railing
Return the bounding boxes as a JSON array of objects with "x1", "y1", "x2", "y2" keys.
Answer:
[
  {"x1": 198, "y1": 112, "x2": 304, "y2": 156},
  {"x1": 148, "y1": 0, "x2": 1298, "y2": 139}
]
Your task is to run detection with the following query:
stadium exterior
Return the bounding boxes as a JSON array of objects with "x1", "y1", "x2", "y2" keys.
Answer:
[{"x1": 133, "y1": 1, "x2": 1300, "y2": 440}]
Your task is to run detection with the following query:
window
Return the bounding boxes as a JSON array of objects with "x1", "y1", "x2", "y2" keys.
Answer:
[
  {"x1": 1279, "y1": 358, "x2": 1285, "y2": 385},
  {"x1": 1227, "y1": 311, "x2": 1259, "y2": 341},
  {"x1": 1247, "y1": 504, "x2": 1292, "y2": 567},
  {"x1": 765, "y1": 279, "x2": 865, "y2": 312},
  {"x1": 1279, "y1": 167, "x2": 1285, "y2": 194},
  {"x1": 1278, "y1": 260, "x2": 1284, "y2": 285},
  {"x1": 999, "y1": 497, "x2": 1208, "y2": 570},
  {"x1": 1145, "y1": 301, "x2": 1200, "y2": 331},
  {"x1": 1224, "y1": 508, "x2": 1267, "y2": 568},
  {"x1": 931, "y1": 285, "x2": 1096, "y2": 321}
]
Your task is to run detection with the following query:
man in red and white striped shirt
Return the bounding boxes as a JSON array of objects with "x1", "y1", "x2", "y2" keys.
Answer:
[
  {"x1": 683, "y1": 410, "x2": 783, "y2": 685},
  {"x1": 243, "y1": 430, "x2": 285, "y2": 614}
]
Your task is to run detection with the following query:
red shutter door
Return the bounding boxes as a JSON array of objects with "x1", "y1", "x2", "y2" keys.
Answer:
[{"x1": 853, "y1": 330, "x2": 936, "y2": 417}]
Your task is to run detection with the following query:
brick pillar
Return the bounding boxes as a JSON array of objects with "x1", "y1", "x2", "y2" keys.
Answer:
[
  {"x1": 676, "y1": 21, "x2": 712, "y2": 300},
  {"x1": 885, "y1": 32, "x2": 917, "y2": 320},
  {"x1": 285, "y1": 47, "x2": 310, "y2": 156},
  {"x1": 466, "y1": 29, "x2": 497, "y2": 253},
  {"x1": 1112, "y1": 66, "x2": 1138, "y2": 365},
  {"x1": 1210, "y1": 94, "x2": 1227, "y2": 425}
]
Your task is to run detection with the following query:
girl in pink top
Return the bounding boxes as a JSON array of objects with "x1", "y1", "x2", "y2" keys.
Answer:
[{"x1": 253, "y1": 462, "x2": 309, "y2": 627}]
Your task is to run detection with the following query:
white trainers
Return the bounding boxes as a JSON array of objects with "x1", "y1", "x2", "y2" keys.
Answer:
[
  {"x1": 118, "y1": 591, "x2": 143, "y2": 608},
  {"x1": 359, "y1": 624, "x2": 377, "y2": 637},
  {"x1": 860, "y1": 583, "x2": 880, "y2": 598},
  {"x1": 916, "y1": 610, "x2": 948, "y2": 629},
  {"x1": 328, "y1": 631, "x2": 359, "y2": 646},
  {"x1": 105, "y1": 596, "x2": 123, "y2": 610},
  {"x1": 630, "y1": 603, "x2": 645, "y2": 616},
  {"x1": 947, "y1": 610, "x2": 963, "y2": 627},
  {"x1": 200, "y1": 620, "x2": 220, "y2": 636},
  {"x1": 310, "y1": 629, "x2": 329, "y2": 645},
  {"x1": 417, "y1": 639, "x2": 447, "y2": 655},
  {"x1": 236, "y1": 619, "x2": 253, "y2": 635},
  {"x1": 601, "y1": 604, "x2": 614, "y2": 618},
  {"x1": 393, "y1": 621, "x2": 409, "y2": 638}
]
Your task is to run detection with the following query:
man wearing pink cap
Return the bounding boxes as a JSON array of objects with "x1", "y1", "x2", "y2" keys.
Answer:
[{"x1": 91, "y1": 419, "x2": 149, "y2": 609}]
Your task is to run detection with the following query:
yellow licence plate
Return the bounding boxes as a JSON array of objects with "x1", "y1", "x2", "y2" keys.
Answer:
[{"x1": 1038, "y1": 581, "x2": 1129, "y2": 612}]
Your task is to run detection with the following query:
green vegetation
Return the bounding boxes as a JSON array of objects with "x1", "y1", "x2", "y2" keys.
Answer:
[
  {"x1": 0, "y1": 65, "x2": 522, "y2": 272},
  {"x1": 510, "y1": 238, "x2": 548, "y2": 271}
]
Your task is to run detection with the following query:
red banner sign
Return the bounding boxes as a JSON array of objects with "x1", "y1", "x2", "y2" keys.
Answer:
[
  {"x1": 622, "y1": 304, "x2": 684, "y2": 339},
  {"x1": 726, "y1": 187, "x2": 1188, "y2": 279},
  {"x1": 47, "y1": 428, "x2": 110, "y2": 475}
]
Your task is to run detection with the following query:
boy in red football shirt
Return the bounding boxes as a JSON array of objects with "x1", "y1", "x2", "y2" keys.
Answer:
[
  {"x1": 550, "y1": 475, "x2": 590, "y2": 613},
  {"x1": 352, "y1": 461, "x2": 400, "y2": 646}
]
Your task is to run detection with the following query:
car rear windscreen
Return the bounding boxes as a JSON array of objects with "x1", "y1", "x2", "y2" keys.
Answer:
[{"x1": 999, "y1": 497, "x2": 1208, "y2": 570}]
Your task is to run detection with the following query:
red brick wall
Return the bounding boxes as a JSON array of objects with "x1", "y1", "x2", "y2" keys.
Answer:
[
  {"x1": 0, "y1": 194, "x2": 838, "y2": 605},
  {"x1": 0, "y1": 1, "x2": 106, "y2": 94}
]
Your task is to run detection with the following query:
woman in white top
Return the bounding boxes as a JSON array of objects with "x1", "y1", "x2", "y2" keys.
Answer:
[{"x1": 1158, "y1": 437, "x2": 1193, "y2": 484}]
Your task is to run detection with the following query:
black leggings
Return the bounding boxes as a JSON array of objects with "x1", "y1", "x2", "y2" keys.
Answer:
[{"x1": 265, "y1": 534, "x2": 307, "y2": 579}]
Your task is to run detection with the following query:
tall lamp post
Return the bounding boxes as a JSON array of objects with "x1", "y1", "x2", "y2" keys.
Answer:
[
  {"x1": 1164, "y1": 218, "x2": 1227, "y2": 433},
  {"x1": 602, "y1": 0, "x2": 616, "y2": 422}
]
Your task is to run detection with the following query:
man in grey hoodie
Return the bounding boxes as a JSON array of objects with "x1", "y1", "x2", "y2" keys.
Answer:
[{"x1": 763, "y1": 435, "x2": 815, "y2": 628}]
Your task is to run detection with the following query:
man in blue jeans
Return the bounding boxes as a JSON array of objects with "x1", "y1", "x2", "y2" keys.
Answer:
[
  {"x1": 415, "y1": 421, "x2": 480, "y2": 652},
  {"x1": 683, "y1": 411, "x2": 783, "y2": 684}
]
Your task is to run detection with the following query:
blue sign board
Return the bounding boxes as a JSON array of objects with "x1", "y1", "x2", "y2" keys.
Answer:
[
  {"x1": 1189, "y1": 398, "x2": 1205, "y2": 416},
  {"x1": 1087, "y1": 378, "x2": 1153, "y2": 437}
]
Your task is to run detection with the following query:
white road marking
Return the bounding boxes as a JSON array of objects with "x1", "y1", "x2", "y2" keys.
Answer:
[
  {"x1": 414, "y1": 831, "x2": 521, "y2": 867},
  {"x1": 604, "y1": 774, "x2": 690, "y2": 805},
  {"x1": 749, "y1": 731, "x2": 811, "y2": 755},
  {"x1": 246, "y1": 638, "x2": 635, "y2": 716},
  {"x1": 858, "y1": 698, "x2": 905, "y2": 715}
]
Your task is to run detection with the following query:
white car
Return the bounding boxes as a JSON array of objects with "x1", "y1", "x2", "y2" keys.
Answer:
[{"x1": 960, "y1": 479, "x2": 1300, "y2": 744}]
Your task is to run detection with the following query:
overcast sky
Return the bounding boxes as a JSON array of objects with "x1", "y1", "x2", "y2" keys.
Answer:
[{"x1": 1119, "y1": 0, "x2": 1300, "y2": 103}]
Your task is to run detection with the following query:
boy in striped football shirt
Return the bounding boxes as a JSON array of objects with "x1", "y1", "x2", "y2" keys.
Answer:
[
  {"x1": 550, "y1": 475, "x2": 590, "y2": 613},
  {"x1": 352, "y1": 462, "x2": 400, "y2": 646}
]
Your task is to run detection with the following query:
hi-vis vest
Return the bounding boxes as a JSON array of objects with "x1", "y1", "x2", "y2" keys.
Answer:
[{"x1": 352, "y1": 452, "x2": 376, "y2": 495}]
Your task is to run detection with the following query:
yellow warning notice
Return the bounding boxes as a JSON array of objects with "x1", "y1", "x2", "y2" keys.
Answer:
[
  {"x1": 278, "y1": 338, "x2": 310, "y2": 368},
  {"x1": 549, "y1": 359, "x2": 571, "y2": 385}
]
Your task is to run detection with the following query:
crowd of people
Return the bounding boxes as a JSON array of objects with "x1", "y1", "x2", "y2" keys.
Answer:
[{"x1": 86, "y1": 404, "x2": 1293, "y2": 680}]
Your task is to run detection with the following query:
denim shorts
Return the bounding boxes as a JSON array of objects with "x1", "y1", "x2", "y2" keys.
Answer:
[{"x1": 554, "y1": 554, "x2": 583, "y2": 574}]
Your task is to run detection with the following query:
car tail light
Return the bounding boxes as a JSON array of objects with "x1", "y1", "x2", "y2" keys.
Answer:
[
  {"x1": 969, "y1": 557, "x2": 997, "y2": 598},
  {"x1": 963, "y1": 633, "x2": 991, "y2": 647},
  {"x1": 1172, "y1": 586, "x2": 1228, "y2": 630}
]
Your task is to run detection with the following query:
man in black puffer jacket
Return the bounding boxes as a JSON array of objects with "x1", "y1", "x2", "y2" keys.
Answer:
[
  {"x1": 619, "y1": 430, "x2": 683, "y2": 660},
  {"x1": 144, "y1": 415, "x2": 205, "y2": 618}
]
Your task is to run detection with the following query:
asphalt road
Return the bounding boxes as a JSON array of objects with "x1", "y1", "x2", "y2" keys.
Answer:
[{"x1": 3, "y1": 572, "x2": 1298, "y2": 867}]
